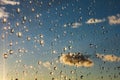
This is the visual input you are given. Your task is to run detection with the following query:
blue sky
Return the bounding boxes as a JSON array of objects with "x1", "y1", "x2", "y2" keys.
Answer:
[{"x1": 0, "y1": 0, "x2": 120, "y2": 80}]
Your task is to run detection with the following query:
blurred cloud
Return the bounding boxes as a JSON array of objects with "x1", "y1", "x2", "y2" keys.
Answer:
[
  {"x1": 0, "y1": 7, "x2": 9, "y2": 19},
  {"x1": 0, "y1": 0, "x2": 20, "y2": 19},
  {"x1": 60, "y1": 53, "x2": 94, "y2": 67},
  {"x1": 108, "y1": 14, "x2": 120, "y2": 25},
  {"x1": 96, "y1": 53, "x2": 120, "y2": 62},
  {"x1": 0, "y1": 0, "x2": 20, "y2": 5},
  {"x1": 71, "y1": 22, "x2": 82, "y2": 28},
  {"x1": 86, "y1": 18, "x2": 105, "y2": 24}
]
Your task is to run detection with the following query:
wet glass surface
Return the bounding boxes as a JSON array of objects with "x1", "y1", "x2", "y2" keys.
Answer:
[{"x1": 0, "y1": 0, "x2": 120, "y2": 80}]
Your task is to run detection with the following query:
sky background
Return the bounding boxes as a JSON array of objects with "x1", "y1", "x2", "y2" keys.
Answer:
[{"x1": 0, "y1": 0, "x2": 120, "y2": 80}]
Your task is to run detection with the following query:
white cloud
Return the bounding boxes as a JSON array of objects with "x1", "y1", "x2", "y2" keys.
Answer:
[
  {"x1": 86, "y1": 18, "x2": 105, "y2": 24},
  {"x1": 0, "y1": 0, "x2": 20, "y2": 19},
  {"x1": 96, "y1": 53, "x2": 120, "y2": 62},
  {"x1": 0, "y1": 7, "x2": 9, "y2": 19},
  {"x1": 71, "y1": 22, "x2": 82, "y2": 28},
  {"x1": 60, "y1": 53, "x2": 94, "y2": 67},
  {"x1": 0, "y1": 0, "x2": 20, "y2": 5},
  {"x1": 108, "y1": 14, "x2": 120, "y2": 25}
]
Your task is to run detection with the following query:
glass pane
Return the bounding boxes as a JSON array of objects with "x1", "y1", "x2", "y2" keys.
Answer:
[{"x1": 0, "y1": 0, "x2": 120, "y2": 80}]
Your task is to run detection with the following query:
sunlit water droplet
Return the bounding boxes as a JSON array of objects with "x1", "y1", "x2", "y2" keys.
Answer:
[
  {"x1": 38, "y1": 61, "x2": 42, "y2": 65},
  {"x1": 1, "y1": 34, "x2": 5, "y2": 39},
  {"x1": 16, "y1": 32, "x2": 22, "y2": 38},
  {"x1": 50, "y1": 72, "x2": 53, "y2": 75},
  {"x1": 39, "y1": 40, "x2": 44, "y2": 46},
  {"x1": 16, "y1": 22, "x2": 20, "y2": 26},
  {"x1": 10, "y1": 28, "x2": 14, "y2": 33},
  {"x1": 23, "y1": 16, "x2": 27, "y2": 22},
  {"x1": 39, "y1": 34, "x2": 44, "y2": 38},
  {"x1": 3, "y1": 53, "x2": 8, "y2": 59},
  {"x1": 27, "y1": 36, "x2": 31, "y2": 41},
  {"x1": 3, "y1": 18, "x2": 7, "y2": 23},
  {"x1": 9, "y1": 50, "x2": 14, "y2": 54},
  {"x1": 9, "y1": 41, "x2": 13, "y2": 46},
  {"x1": 32, "y1": 8, "x2": 35, "y2": 12},
  {"x1": 16, "y1": 8, "x2": 20, "y2": 13}
]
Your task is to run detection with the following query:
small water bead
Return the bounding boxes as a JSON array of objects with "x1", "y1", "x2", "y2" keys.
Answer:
[
  {"x1": 29, "y1": 19, "x2": 32, "y2": 22},
  {"x1": 9, "y1": 50, "x2": 14, "y2": 54},
  {"x1": 68, "y1": 45, "x2": 72, "y2": 50},
  {"x1": 10, "y1": 28, "x2": 14, "y2": 33},
  {"x1": 29, "y1": 1, "x2": 32, "y2": 4},
  {"x1": 50, "y1": 72, "x2": 53, "y2": 75},
  {"x1": 18, "y1": 49, "x2": 23, "y2": 53},
  {"x1": 15, "y1": 78, "x2": 18, "y2": 80},
  {"x1": 39, "y1": 40, "x2": 44, "y2": 46},
  {"x1": 2, "y1": 18, "x2": 7, "y2": 23},
  {"x1": 3, "y1": 53, "x2": 8, "y2": 59},
  {"x1": 53, "y1": 66, "x2": 57, "y2": 70},
  {"x1": 16, "y1": 22, "x2": 20, "y2": 26},
  {"x1": 70, "y1": 70, "x2": 74, "y2": 74},
  {"x1": 63, "y1": 47, "x2": 67, "y2": 51},
  {"x1": 9, "y1": 41, "x2": 13, "y2": 46},
  {"x1": 3, "y1": 26, "x2": 7, "y2": 30},
  {"x1": 32, "y1": 8, "x2": 35, "y2": 12},
  {"x1": 52, "y1": 78, "x2": 55, "y2": 80},
  {"x1": 27, "y1": 36, "x2": 31, "y2": 41},
  {"x1": 39, "y1": 34, "x2": 44, "y2": 38},
  {"x1": 52, "y1": 50, "x2": 56, "y2": 54},
  {"x1": 1, "y1": 34, "x2": 5, "y2": 39},
  {"x1": 36, "y1": 14, "x2": 40, "y2": 18},
  {"x1": 35, "y1": 78, "x2": 37, "y2": 80},
  {"x1": 16, "y1": 8, "x2": 20, "y2": 13},
  {"x1": 16, "y1": 32, "x2": 22, "y2": 38},
  {"x1": 23, "y1": 16, "x2": 27, "y2": 21},
  {"x1": 38, "y1": 61, "x2": 42, "y2": 65}
]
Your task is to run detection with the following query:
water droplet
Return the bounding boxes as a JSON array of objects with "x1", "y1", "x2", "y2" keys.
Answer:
[
  {"x1": 63, "y1": 47, "x2": 67, "y2": 51},
  {"x1": 68, "y1": 46, "x2": 72, "y2": 50},
  {"x1": 29, "y1": 1, "x2": 32, "y2": 4},
  {"x1": 63, "y1": 24, "x2": 67, "y2": 27},
  {"x1": 16, "y1": 22, "x2": 20, "y2": 26},
  {"x1": 52, "y1": 50, "x2": 56, "y2": 54},
  {"x1": 3, "y1": 53, "x2": 8, "y2": 59},
  {"x1": 16, "y1": 32, "x2": 22, "y2": 38},
  {"x1": 39, "y1": 40, "x2": 44, "y2": 46},
  {"x1": 48, "y1": 2, "x2": 52, "y2": 6},
  {"x1": 10, "y1": 28, "x2": 14, "y2": 33},
  {"x1": 16, "y1": 8, "x2": 20, "y2": 13},
  {"x1": 36, "y1": 14, "x2": 39, "y2": 18},
  {"x1": 35, "y1": 78, "x2": 37, "y2": 80},
  {"x1": 15, "y1": 78, "x2": 18, "y2": 80},
  {"x1": 18, "y1": 49, "x2": 22, "y2": 53},
  {"x1": 39, "y1": 34, "x2": 44, "y2": 38},
  {"x1": 27, "y1": 36, "x2": 31, "y2": 41},
  {"x1": 9, "y1": 50, "x2": 14, "y2": 54},
  {"x1": 38, "y1": 61, "x2": 42, "y2": 65},
  {"x1": 52, "y1": 77, "x2": 55, "y2": 80},
  {"x1": 30, "y1": 66, "x2": 33, "y2": 69},
  {"x1": 70, "y1": 70, "x2": 74, "y2": 74},
  {"x1": 54, "y1": 66, "x2": 57, "y2": 70},
  {"x1": 3, "y1": 27, "x2": 7, "y2": 30},
  {"x1": 9, "y1": 41, "x2": 13, "y2": 46},
  {"x1": 23, "y1": 16, "x2": 27, "y2": 21},
  {"x1": 50, "y1": 72, "x2": 53, "y2": 75},
  {"x1": 32, "y1": 8, "x2": 35, "y2": 12},
  {"x1": 1, "y1": 34, "x2": 5, "y2": 39},
  {"x1": 2, "y1": 18, "x2": 7, "y2": 23},
  {"x1": 29, "y1": 19, "x2": 32, "y2": 22}
]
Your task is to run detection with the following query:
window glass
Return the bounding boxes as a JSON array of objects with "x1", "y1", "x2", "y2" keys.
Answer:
[{"x1": 0, "y1": 0, "x2": 120, "y2": 80}]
